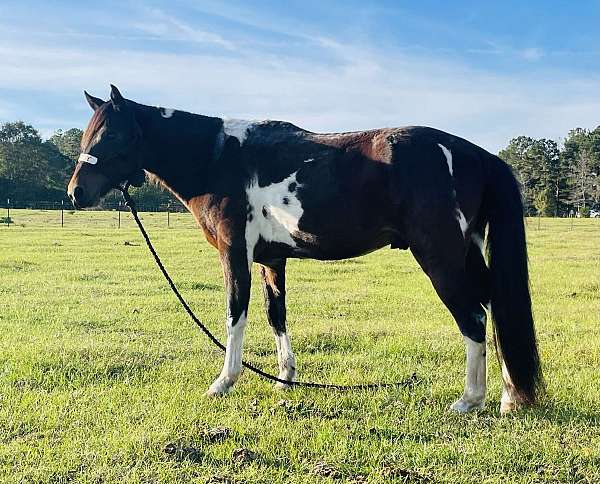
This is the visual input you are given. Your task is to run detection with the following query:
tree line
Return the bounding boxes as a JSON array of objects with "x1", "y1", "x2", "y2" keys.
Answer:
[
  {"x1": 499, "y1": 127, "x2": 600, "y2": 216},
  {"x1": 1, "y1": 120, "x2": 598, "y2": 215},
  {"x1": 0, "y1": 121, "x2": 174, "y2": 208}
]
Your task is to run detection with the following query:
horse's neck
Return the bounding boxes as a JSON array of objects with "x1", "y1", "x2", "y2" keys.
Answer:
[{"x1": 135, "y1": 104, "x2": 222, "y2": 202}]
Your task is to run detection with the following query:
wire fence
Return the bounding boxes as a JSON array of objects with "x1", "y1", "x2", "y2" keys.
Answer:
[
  {"x1": 1, "y1": 199, "x2": 196, "y2": 229},
  {"x1": 2, "y1": 199, "x2": 597, "y2": 230}
]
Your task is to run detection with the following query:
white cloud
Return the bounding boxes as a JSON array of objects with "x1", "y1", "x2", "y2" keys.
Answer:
[
  {"x1": 0, "y1": 35, "x2": 597, "y2": 152},
  {"x1": 131, "y1": 7, "x2": 237, "y2": 50},
  {"x1": 519, "y1": 47, "x2": 544, "y2": 61}
]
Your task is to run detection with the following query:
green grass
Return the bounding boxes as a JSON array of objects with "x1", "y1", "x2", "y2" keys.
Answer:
[{"x1": 1, "y1": 211, "x2": 599, "y2": 483}]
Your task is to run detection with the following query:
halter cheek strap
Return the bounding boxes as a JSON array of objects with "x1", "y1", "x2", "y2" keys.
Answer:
[{"x1": 78, "y1": 153, "x2": 98, "y2": 165}]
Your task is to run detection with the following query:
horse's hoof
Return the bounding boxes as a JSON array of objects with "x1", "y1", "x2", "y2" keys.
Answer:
[
  {"x1": 449, "y1": 398, "x2": 484, "y2": 413},
  {"x1": 273, "y1": 367, "x2": 296, "y2": 391},
  {"x1": 204, "y1": 387, "x2": 230, "y2": 397},
  {"x1": 205, "y1": 378, "x2": 234, "y2": 397},
  {"x1": 499, "y1": 399, "x2": 518, "y2": 415}
]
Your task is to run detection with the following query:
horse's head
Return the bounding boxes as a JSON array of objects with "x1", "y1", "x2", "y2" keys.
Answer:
[{"x1": 67, "y1": 85, "x2": 145, "y2": 208}]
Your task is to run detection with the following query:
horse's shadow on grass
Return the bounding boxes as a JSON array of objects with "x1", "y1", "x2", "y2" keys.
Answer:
[{"x1": 528, "y1": 399, "x2": 600, "y2": 426}]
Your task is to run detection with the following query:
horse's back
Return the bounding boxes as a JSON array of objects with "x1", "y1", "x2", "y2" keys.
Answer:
[{"x1": 241, "y1": 122, "x2": 496, "y2": 260}]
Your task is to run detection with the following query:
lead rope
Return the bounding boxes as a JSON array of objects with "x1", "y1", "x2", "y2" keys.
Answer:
[{"x1": 119, "y1": 183, "x2": 418, "y2": 390}]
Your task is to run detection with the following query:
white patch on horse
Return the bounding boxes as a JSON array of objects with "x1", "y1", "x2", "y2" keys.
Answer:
[
  {"x1": 455, "y1": 208, "x2": 468, "y2": 237},
  {"x1": 206, "y1": 312, "x2": 247, "y2": 396},
  {"x1": 245, "y1": 172, "x2": 303, "y2": 267},
  {"x1": 304, "y1": 158, "x2": 314, "y2": 163},
  {"x1": 450, "y1": 333, "x2": 487, "y2": 413},
  {"x1": 274, "y1": 331, "x2": 296, "y2": 389},
  {"x1": 160, "y1": 108, "x2": 175, "y2": 118},
  {"x1": 500, "y1": 359, "x2": 517, "y2": 414},
  {"x1": 438, "y1": 143, "x2": 467, "y2": 238},
  {"x1": 222, "y1": 118, "x2": 256, "y2": 145},
  {"x1": 438, "y1": 143, "x2": 453, "y2": 176},
  {"x1": 471, "y1": 233, "x2": 485, "y2": 256}
]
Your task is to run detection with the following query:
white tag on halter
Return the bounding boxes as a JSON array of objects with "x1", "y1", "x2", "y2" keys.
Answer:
[{"x1": 78, "y1": 153, "x2": 98, "y2": 165}]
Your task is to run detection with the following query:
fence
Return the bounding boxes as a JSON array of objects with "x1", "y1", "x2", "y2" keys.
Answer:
[
  {"x1": 2, "y1": 199, "x2": 595, "y2": 230},
  {"x1": 2, "y1": 198, "x2": 195, "y2": 229}
]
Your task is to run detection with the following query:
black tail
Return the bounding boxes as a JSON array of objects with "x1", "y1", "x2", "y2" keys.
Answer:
[{"x1": 486, "y1": 158, "x2": 543, "y2": 405}]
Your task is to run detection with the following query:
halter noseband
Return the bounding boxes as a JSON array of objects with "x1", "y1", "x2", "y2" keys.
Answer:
[{"x1": 78, "y1": 153, "x2": 98, "y2": 165}]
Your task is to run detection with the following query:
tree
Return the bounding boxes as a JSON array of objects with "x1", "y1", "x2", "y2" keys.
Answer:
[
  {"x1": 499, "y1": 137, "x2": 563, "y2": 215},
  {"x1": 48, "y1": 128, "x2": 83, "y2": 163},
  {"x1": 530, "y1": 138, "x2": 562, "y2": 216},
  {"x1": 47, "y1": 128, "x2": 83, "y2": 188},
  {"x1": 0, "y1": 121, "x2": 73, "y2": 198},
  {"x1": 0, "y1": 121, "x2": 41, "y2": 144},
  {"x1": 562, "y1": 127, "x2": 600, "y2": 213},
  {"x1": 499, "y1": 136, "x2": 536, "y2": 214},
  {"x1": 533, "y1": 189, "x2": 550, "y2": 217},
  {"x1": 0, "y1": 121, "x2": 48, "y2": 182}
]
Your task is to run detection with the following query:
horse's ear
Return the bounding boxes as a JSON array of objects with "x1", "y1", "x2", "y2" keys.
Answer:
[
  {"x1": 84, "y1": 91, "x2": 104, "y2": 111},
  {"x1": 110, "y1": 84, "x2": 125, "y2": 110}
]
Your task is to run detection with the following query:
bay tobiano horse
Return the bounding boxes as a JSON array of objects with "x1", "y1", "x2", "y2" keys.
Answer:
[{"x1": 67, "y1": 85, "x2": 543, "y2": 414}]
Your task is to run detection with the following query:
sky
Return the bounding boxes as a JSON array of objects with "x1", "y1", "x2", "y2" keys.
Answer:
[{"x1": 0, "y1": 0, "x2": 599, "y2": 152}]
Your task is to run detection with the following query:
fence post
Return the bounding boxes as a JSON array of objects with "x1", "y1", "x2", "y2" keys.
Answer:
[
  {"x1": 6, "y1": 198, "x2": 10, "y2": 227},
  {"x1": 118, "y1": 201, "x2": 121, "y2": 229},
  {"x1": 167, "y1": 202, "x2": 171, "y2": 228},
  {"x1": 61, "y1": 200, "x2": 64, "y2": 227}
]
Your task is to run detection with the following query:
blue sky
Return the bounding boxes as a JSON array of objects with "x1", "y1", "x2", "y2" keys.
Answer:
[{"x1": 0, "y1": 0, "x2": 598, "y2": 152}]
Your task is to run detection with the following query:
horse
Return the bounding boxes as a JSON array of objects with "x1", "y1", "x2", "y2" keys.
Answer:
[{"x1": 67, "y1": 85, "x2": 542, "y2": 414}]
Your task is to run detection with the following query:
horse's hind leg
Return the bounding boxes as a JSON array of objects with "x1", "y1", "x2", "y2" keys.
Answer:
[
  {"x1": 259, "y1": 260, "x2": 297, "y2": 389},
  {"x1": 411, "y1": 228, "x2": 489, "y2": 412},
  {"x1": 468, "y1": 231, "x2": 519, "y2": 414}
]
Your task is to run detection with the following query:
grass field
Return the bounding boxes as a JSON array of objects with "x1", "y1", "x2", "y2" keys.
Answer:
[{"x1": 1, "y1": 210, "x2": 599, "y2": 483}]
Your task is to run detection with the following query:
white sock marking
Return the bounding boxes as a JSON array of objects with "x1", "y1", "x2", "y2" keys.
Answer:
[
  {"x1": 501, "y1": 359, "x2": 515, "y2": 393},
  {"x1": 245, "y1": 172, "x2": 303, "y2": 267},
  {"x1": 438, "y1": 143, "x2": 453, "y2": 176},
  {"x1": 464, "y1": 336, "x2": 487, "y2": 401},
  {"x1": 160, "y1": 107, "x2": 175, "y2": 118},
  {"x1": 274, "y1": 331, "x2": 296, "y2": 384},
  {"x1": 208, "y1": 312, "x2": 247, "y2": 394},
  {"x1": 500, "y1": 358, "x2": 517, "y2": 413},
  {"x1": 451, "y1": 335, "x2": 487, "y2": 412}
]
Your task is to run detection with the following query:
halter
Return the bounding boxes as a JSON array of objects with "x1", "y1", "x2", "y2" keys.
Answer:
[
  {"x1": 78, "y1": 122, "x2": 145, "y2": 187},
  {"x1": 78, "y1": 153, "x2": 98, "y2": 165}
]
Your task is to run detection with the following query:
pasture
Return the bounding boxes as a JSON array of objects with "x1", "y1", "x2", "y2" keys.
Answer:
[{"x1": 1, "y1": 211, "x2": 598, "y2": 483}]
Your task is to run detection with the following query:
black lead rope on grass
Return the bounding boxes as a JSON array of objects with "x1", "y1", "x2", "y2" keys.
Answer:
[{"x1": 119, "y1": 182, "x2": 418, "y2": 390}]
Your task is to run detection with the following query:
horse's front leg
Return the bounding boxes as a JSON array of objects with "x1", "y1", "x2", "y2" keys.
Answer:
[
  {"x1": 259, "y1": 259, "x2": 297, "y2": 389},
  {"x1": 205, "y1": 246, "x2": 251, "y2": 397}
]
